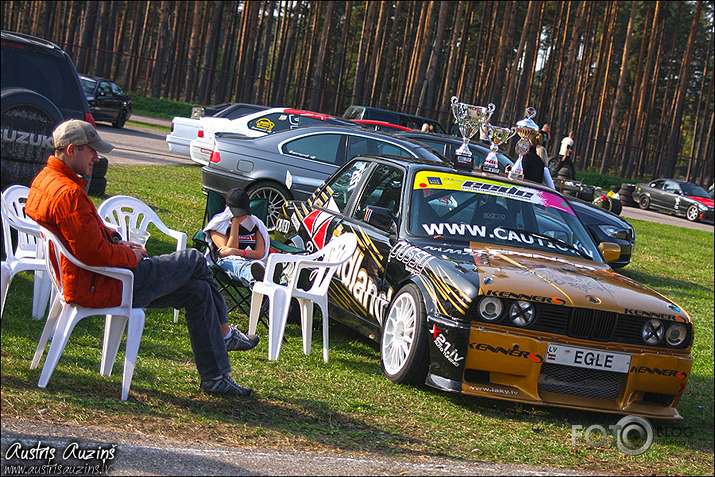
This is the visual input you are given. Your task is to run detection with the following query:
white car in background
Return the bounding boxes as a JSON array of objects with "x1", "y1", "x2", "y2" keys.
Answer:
[
  {"x1": 189, "y1": 107, "x2": 357, "y2": 165},
  {"x1": 166, "y1": 103, "x2": 268, "y2": 157}
]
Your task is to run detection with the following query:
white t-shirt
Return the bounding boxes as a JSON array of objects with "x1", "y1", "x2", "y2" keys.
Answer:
[
  {"x1": 559, "y1": 136, "x2": 574, "y2": 157},
  {"x1": 204, "y1": 206, "x2": 270, "y2": 262}
]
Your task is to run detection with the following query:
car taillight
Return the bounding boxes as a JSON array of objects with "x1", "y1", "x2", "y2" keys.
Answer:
[
  {"x1": 85, "y1": 113, "x2": 96, "y2": 128},
  {"x1": 197, "y1": 129, "x2": 204, "y2": 138},
  {"x1": 209, "y1": 150, "x2": 221, "y2": 163}
]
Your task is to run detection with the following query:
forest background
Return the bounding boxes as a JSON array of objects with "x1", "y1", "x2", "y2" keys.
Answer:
[{"x1": 2, "y1": 1, "x2": 713, "y2": 187}]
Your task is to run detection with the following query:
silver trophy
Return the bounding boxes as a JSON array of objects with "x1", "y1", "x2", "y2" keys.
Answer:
[
  {"x1": 509, "y1": 107, "x2": 540, "y2": 180},
  {"x1": 483, "y1": 124, "x2": 516, "y2": 174},
  {"x1": 450, "y1": 96, "x2": 495, "y2": 170}
]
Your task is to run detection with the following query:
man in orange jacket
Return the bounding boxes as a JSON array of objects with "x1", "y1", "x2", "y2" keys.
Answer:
[{"x1": 26, "y1": 119, "x2": 258, "y2": 397}]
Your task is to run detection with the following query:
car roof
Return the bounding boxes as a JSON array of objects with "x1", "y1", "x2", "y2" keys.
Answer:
[{"x1": 1, "y1": 30, "x2": 65, "y2": 58}]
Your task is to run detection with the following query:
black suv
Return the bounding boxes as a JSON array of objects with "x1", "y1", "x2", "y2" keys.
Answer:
[{"x1": 1, "y1": 30, "x2": 99, "y2": 191}]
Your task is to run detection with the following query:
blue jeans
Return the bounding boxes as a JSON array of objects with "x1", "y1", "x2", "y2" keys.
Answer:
[
  {"x1": 216, "y1": 257, "x2": 257, "y2": 287},
  {"x1": 131, "y1": 248, "x2": 230, "y2": 381}
]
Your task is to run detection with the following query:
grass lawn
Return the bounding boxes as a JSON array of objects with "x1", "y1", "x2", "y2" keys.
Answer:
[{"x1": 1, "y1": 164, "x2": 712, "y2": 475}]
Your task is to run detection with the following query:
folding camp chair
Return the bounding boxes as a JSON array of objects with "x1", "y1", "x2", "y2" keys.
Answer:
[{"x1": 193, "y1": 190, "x2": 305, "y2": 321}]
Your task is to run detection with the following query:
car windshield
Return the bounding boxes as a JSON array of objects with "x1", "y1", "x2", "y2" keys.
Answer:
[
  {"x1": 79, "y1": 76, "x2": 96, "y2": 95},
  {"x1": 408, "y1": 171, "x2": 603, "y2": 262},
  {"x1": 680, "y1": 182, "x2": 709, "y2": 198}
]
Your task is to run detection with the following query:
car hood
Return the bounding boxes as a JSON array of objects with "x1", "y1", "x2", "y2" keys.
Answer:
[
  {"x1": 407, "y1": 238, "x2": 689, "y2": 323},
  {"x1": 687, "y1": 196, "x2": 714, "y2": 208}
]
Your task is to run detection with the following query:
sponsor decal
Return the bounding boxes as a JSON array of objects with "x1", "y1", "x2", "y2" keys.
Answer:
[
  {"x1": 484, "y1": 290, "x2": 566, "y2": 305},
  {"x1": 469, "y1": 342, "x2": 544, "y2": 363},
  {"x1": 1, "y1": 129, "x2": 53, "y2": 148},
  {"x1": 586, "y1": 295, "x2": 602, "y2": 304},
  {"x1": 389, "y1": 241, "x2": 434, "y2": 275},
  {"x1": 276, "y1": 218, "x2": 291, "y2": 235},
  {"x1": 302, "y1": 209, "x2": 335, "y2": 249},
  {"x1": 430, "y1": 324, "x2": 464, "y2": 367},
  {"x1": 427, "y1": 177, "x2": 442, "y2": 185},
  {"x1": 624, "y1": 308, "x2": 683, "y2": 321},
  {"x1": 337, "y1": 248, "x2": 392, "y2": 324},
  {"x1": 630, "y1": 366, "x2": 688, "y2": 393},
  {"x1": 471, "y1": 385, "x2": 518, "y2": 396},
  {"x1": 255, "y1": 118, "x2": 275, "y2": 130}
]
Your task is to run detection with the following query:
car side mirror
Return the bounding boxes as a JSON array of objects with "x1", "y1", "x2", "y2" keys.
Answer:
[
  {"x1": 598, "y1": 242, "x2": 621, "y2": 264},
  {"x1": 364, "y1": 206, "x2": 398, "y2": 236}
]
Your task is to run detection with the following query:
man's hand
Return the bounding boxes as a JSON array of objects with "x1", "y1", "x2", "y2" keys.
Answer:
[
  {"x1": 217, "y1": 245, "x2": 238, "y2": 257},
  {"x1": 117, "y1": 239, "x2": 148, "y2": 261}
]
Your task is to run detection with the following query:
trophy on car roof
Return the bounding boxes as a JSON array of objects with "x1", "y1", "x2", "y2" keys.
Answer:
[{"x1": 450, "y1": 96, "x2": 495, "y2": 171}]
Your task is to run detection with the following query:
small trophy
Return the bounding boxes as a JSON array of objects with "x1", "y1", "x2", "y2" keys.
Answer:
[
  {"x1": 450, "y1": 96, "x2": 495, "y2": 171},
  {"x1": 509, "y1": 107, "x2": 540, "y2": 180},
  {"x1": 483, "y1": 124, "x2": 516, "y2": 174}
]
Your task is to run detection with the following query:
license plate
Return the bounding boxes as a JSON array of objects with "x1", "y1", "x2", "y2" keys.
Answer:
[{"x1": 545, "y1": 344, "x2": 631, "y2": 373}]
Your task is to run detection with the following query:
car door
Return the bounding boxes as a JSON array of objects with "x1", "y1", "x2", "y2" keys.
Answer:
[
  {"x1": 645, "y1": 180, "x2": 666, "y2": 209},
  {"x1": 658, "y1": 180, "x2": 681, "y2": 212},
  {"x1": 95, "y1": 81, "x2": 118, "y2": 120},
  {"x1": 336, "y1": 162, "x2": 406, "y2": 335}
]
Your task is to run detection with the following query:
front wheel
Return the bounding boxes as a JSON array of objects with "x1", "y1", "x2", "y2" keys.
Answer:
[
  {"x1": 686, "y1": 204, "x2": 699, "y2": 222},
  {"x1": 638, "y1": 195, "x2": 650, "y2": 210},
  {"x1": 113, "y1": 109, "x2": 127, "y2": 128},
  {"x1": 381, "y1": 284, "x2": 429, "y2": 386}
]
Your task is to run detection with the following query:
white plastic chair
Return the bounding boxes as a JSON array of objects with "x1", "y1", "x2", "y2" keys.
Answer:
[
  {"x1": 31, "y1": 226, "x2": 145, "y2": 401},
  {"x1": 248, "y1": 233, "x2": 358, "y2": 362},
  {"x1": 97, "y1": 195, "x2": 187, "y2": 323},
  {"x1": 1, "y1": 185, "x2": 53, "y2": 320}
]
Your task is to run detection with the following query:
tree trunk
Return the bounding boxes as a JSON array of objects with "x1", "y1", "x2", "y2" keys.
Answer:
[
  {"x1": 309, "y1": 1, "x2": 334, "y2": 111},
  {"x1": 603, "y1": 1, "x2": 637, "y2": 174},
  {"x1": 353, "y1": 2, "x2": 378, "y2": 105},
  {"x1": 419, "y1": 1, "x2": 448, "y2": 117},
  {"x1": 78, "y1": 1, "x2": 98, "y2": 74},
  {"x1": 663, "y1": 0, "x2": 703, "y2": 179}
]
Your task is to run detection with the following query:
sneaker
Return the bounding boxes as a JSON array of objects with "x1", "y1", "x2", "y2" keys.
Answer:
[
  {"x1": 250, "y1": 260, "x2": 265, "y2": 282},
  {"x1": 224, "y1": 324, "x2": 260, "y2": 351},
  {"x1": 200, "y1": 374, "x2": 253, "y2": 397}
]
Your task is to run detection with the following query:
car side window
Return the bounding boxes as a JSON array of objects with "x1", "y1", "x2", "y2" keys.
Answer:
[
  {"x1": 353, "y1": 164, "x2": 404, "y2": 220},
  {"x1": 110, "y1": 83, "x2": 123, "y2": 96},
  {"x1": 98, "y1": 81, "x2": 112, "y2": 96},
  {"x1": 282, "y1": 133, "x2": 344, "y2": 164},
  {"x1": 323, "y1": 160, "x2": 370, "y2": 213},
  {"x1": 248, "y1": 113, "x2": 296, "y2": 134}
]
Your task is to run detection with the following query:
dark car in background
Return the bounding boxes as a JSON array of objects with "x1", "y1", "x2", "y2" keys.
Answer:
[
  {"x1": 1, "y1": 30, "x2": 97, "y2": 191},
  {"x1": 632, "y1": 178, "x2": 714, "y2": 223},
  {"x1": 201, "y1": 125, "x2": 444, "y2": 231},
  {"x1": 343, "y1": 105, "x2": 446, "y2": 134},
  {"x1": 397, "y1": 130, "x2": 636, "y2": 268},
  {"x1": 79, "y1": 75, "x2": 132, "y2": 128}
]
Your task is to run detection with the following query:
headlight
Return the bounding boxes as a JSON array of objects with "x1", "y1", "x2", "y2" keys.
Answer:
[
  {"x1": 509, "y1": 300, "x2": 535, "y2": 327},
  {"x1": 597, "y1": 224, "x2": 627, "y2": 240},
  {"x1": 478, "y1": 297, "x2": 503, "y2": 321},
  {"x1": 697, "y1": 203, "x2": 708, "y2": 211},
  {"x1": 665, "y1": 323, "x2": 688, "y2": 347},
  {"x1": 642, "y1": 319, "x2": 664, "y2": 345}
]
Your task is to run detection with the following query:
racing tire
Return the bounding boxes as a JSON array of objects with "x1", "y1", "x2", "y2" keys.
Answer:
[
  {"x1": 92, "y1": 156, "x2": 109, "y2": 178},
  {"x1": 380, "y1": 283, "x2": 429, "y2": 387},
  {"x1": 638, "y1": 195, "x2": 650, "y2": 210},
  {"x1": 1, "y1": 88, "x2": 63, "y2": 190},
  {"x1": 618, "y1": 186, "x2": 637, "y2": 207},
  {"x1": 686, "y1": 204, "x2": 699, "y2": 222},
  {"x1": 113, "y1": 109, "x2": 127, "y2": 128},
  {"x1": 246, "y1": 182, "x2": 292, "y2": 233},
  {"x1": 87, "y1": 177, "x2": 107, "y2": 197},
  {"x1": 607, "y1": 196, "x2": 623, "y2": 215}
]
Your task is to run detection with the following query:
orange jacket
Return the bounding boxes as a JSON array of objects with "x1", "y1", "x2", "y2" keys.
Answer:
[{"x1": 26, "y1": 156, "x2": 138, "y2": 308}]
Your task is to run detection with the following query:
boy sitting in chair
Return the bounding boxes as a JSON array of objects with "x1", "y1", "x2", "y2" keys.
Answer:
[{"x1": 204, "y1": 188, "x2": 269, "y2": 288}]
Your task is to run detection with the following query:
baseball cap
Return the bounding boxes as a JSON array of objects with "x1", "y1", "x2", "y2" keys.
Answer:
[
  {"x1": 53, "y1": 119, "x2": 114, "y2": 153},
  {"x1": 226, "y1": 188, "x2": 251, "y2": 217}
]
